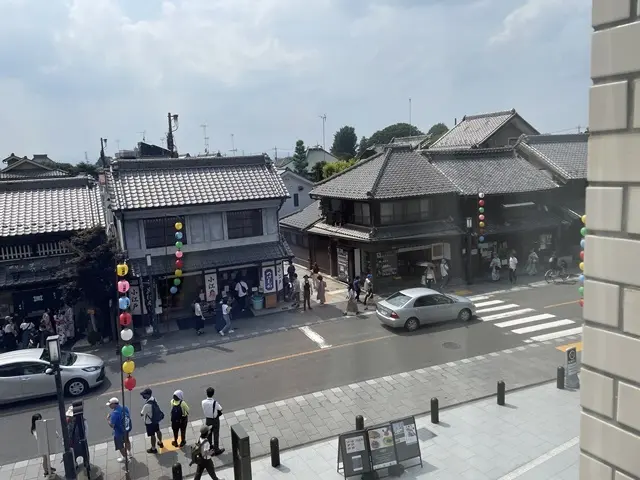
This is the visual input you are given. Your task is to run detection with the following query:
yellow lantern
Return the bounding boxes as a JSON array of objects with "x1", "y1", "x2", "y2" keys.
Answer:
[
  {"x1": 175, "y1": 222, "x2": 183, "y2": 231},
  {"x1": 478, "y1": 221, "x2": 485, "y2": 228},
  {"x1": 122, "y1": 360, "x2": 135, "y2": 375},
  {"x1": 175, "y1": 269, "x2": 183, "y2": 277},
  {"x1": 116, "y1": 263, "x2": 129, "y2": 277},
  {"x1": 581, "y1": 215, "x2": 587, "y2": 225},
  {"x1": 579, "y1": 262, "x2": 584, "y2": 271}
]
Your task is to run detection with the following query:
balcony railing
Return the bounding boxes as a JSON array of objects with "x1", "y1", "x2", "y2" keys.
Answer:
[{"x1": 0, "y1": 242, "x2": 69, "y2": 261}]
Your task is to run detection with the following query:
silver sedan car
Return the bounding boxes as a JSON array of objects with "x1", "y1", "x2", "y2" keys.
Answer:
[
  {"x1": 0, "y1": 348, "x2": 106, "y2": 404},
  {"x1": 376, "y1": 287, "x2": 477, "y2": 332}
]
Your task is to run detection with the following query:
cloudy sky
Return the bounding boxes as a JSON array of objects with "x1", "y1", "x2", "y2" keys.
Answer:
[{"x1": 0, "y1": 0, "x2": 591, "y2": 163}]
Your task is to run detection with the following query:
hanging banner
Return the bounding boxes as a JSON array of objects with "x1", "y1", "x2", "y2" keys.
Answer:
[
  {"x1": 204, "y1": 273, "x2": 218, "y2": 302},
  {"x1": 276, "y1": 262, "x2": 283, "y2": 291},
  {"x1": 263, "y1": 266, "x2": 276, "y2": 293},
  {"x1": 129, "y1": 286, "x2": 146, "y2": 315}
]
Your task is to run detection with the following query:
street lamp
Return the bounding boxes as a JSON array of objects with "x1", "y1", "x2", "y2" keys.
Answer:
[{"x1": 46, "y1": 335, "x2": 77, "y2": 480}]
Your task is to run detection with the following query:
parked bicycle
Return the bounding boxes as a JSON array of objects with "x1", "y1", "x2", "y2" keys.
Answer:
[{"x1": 545, "y1": 261, "x2": 576, "y2": 284}]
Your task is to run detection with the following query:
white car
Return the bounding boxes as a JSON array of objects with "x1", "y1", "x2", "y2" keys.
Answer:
[{"x1": 0, "y1": 348, "x2": 105, "y2": 404}]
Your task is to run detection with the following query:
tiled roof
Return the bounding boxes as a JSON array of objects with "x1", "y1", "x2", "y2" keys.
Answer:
[
  {"x1": 130, "y1": 235, "x2": 293, "y2": 276},
  {"x1": 425, "y1": 147, "x2": 558, "y2": 195},
  {"x1": 308, "y1": 218, "x2": 463, "y2": 242},
  {"x1": 389, "y1": 134, "x2": 432, "y2": 149},
  {"x1": 517, "y1": 133, "x2": 588, "y2": 181},
  {"x1": 0, "y1": 176, "x2": 105, "y2": 237},
  {"x1": 280, "y1": 201, "x2": 323, "y2": 230},
  {"x1": 310, "y1": 147, "x2": 458, "y2": 200},
  {"x1": 0, "y1": 158, "x2": 70, "y2": 181},
  {"x1": 106, "y1": 155, "x2": 288, "y2": 211},
  {"x1": 430, "y1": 109, "x2": 527, "y2": 150}
]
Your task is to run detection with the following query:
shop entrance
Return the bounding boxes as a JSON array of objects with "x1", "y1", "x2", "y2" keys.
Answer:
[{"x1": 159, "y1": 273, "x2": 204, "y2": 320}]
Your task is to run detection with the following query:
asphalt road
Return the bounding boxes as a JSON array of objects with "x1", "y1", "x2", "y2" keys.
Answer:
[{"x1": 0, "y1": 281, "x2": 581, "y2": 464}]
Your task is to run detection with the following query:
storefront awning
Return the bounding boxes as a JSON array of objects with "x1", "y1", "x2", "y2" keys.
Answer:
[
  {"x1": 130, "y1": 235, "x2": 294, "y2": 277},
  {"x1": 559, "y1": 199, "x2": 585, "y2": 219},
  {"x1": 307, "y1": 219, "x2": 463, "y2": 243},
  {"x1": 483, "y1": 210, "x2": 568, "y2": 236},
  {"x1": 0, "y1": 256, "x2": 70, "y2": 289}
]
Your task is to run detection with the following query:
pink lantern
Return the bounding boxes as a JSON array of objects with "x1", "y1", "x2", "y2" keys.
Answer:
[
  {"x1": 117, "y1": 280, "x2": 130, "y2": 293},
  {"x1": 175, "y1": 250, "x2": 183, "y2": 259},
  {"x1": 478, "y1": 214, "x2": 485, "y2": 221}
]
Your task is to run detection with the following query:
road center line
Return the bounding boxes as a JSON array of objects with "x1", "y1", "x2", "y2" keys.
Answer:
[
  {"x1": 544, "y1": 300, "x2": 579, "y2": 309},
  {"x1": 298, "y1": 326, "x2": 332, "y2": 349}
]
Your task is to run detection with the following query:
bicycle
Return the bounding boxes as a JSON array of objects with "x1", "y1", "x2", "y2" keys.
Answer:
[{"x1": 545, "y1": 268, "x2": 576, "y2": 284}]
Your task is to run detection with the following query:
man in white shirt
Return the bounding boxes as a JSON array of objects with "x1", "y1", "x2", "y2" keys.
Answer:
[
  {"x1": 235, "y1": 278, "x2": 249, "y2": 312},
  {"x1": 201, "y1": 387, "x2": 225, "y2": 455},
  {"x1": 219, "y1": 299, "x2": 234, "y2": 336},
  {"x1": 193, "y1": 299, "x2": 205, "y2": 336},
  {"x1": 508, "y1": 252, "x2": 518, "y2": 285},
  {"x1": 440, "y1": 259, "x2": 450, "y2": 290}
]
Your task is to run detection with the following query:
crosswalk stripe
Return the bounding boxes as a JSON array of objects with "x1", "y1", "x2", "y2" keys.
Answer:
[
  {"x1": 474, "y1": 300, "x2": 503, "y2": 307},
  {"x1": 494, "y1": 313, "x2": 556, "y2": 328},
  {"x1": 530, "y1": 327, "x2": 583, "y2": 342},
  {"x1": 468, "y1": 295, "x2": 490, "y2": 301},
  {"x1": 481, "y1": 308, "x2": 535, "y2": 322},
  {"x1": 512, "y1": 319, "x2": 575, "y2": 335},
  {"x1": 476, "y1": 304, "x2": 519, "y2": 313}
]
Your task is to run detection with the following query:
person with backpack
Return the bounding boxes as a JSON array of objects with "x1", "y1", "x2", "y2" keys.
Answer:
[
  {"x1": 140, "y1": 388, "x2": 164, "y2": 453},
  {"x1": 106, "y1": 397, "x2": 131, "y2": 463},
  {"x1": 201, "y1": 387, "x2": 225, "y2": 455},
  {"x1": 190, "y1": 425, "x2": 220, "y2": 480},
  {"x1": 235, "y1": 277, "x2": 249, "y2": 312},
  {"x1": 193, "y1": 298, "x2": 205, "y2": 336},
  {"x1": 170, "y1": 390, "x2": 190, "y2": 447}
]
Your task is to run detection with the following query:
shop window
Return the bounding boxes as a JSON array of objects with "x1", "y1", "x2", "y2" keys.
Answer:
[
  {"x1": 227, "y1": 209, "x2": 263, "y2": 239},
  {"x1": 432, "y1": 243, "x2": 444, "y2": 260},
  {"x1": 352, "y1": 202, "x2": 371, "y2": 226},
  {"x1": 293, "y1": 194, "x2": 299, "y2": 207},
  {"x1": 380, "y1": 199, "x2": 431, "y2": 225},
  {"x1": 144, "y1": 216, "x2": 187, "y2": 249}
]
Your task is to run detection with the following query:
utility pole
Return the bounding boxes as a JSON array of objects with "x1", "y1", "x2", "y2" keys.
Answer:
[
  {"x1": 319, "y1": 114, "x2": 327, "y2": 163},
  {"x1": 166, "y1": 113, "x2": 179, "y2": 158},
  {"x1": 409, "y1": 98, "x2": 412, "y2": 132},
  {"x1": 137, "y1": 131, "x2": 146, "y2": 142},
  {"x1": 230, "y1": 134, "x2": 238, "y2": 156},
  {"x1": 201, "y1": 124, "x2": 209, "y2": 154},
  {"x1": 99, "y1": 138, "x2": 108, "y2": 168}
]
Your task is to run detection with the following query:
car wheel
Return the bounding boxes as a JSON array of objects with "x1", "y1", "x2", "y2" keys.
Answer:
[
  {"x1": 65, "y1": 379, "x2": 89, "y2": 397},
  {"x1": 404, "y1": 317, "x2": 420, "y2": 332},
  {"x1": 458, "y1": 308, "x2": 472, "y2": 322}
]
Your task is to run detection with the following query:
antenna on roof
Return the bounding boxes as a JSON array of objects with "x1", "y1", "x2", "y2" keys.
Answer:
[
  {"x1": 201, "y1": 123, "x2": 210, "y2": 154},
  {"x1": 230, "y1": 134, "x2": 238, "y2": 156},
  {"x1": 409, "y1": 98, "x2": 412, "y2": 131},
  {"x1": 138, "y1": 131, "x2": 146, "y2": 142}
]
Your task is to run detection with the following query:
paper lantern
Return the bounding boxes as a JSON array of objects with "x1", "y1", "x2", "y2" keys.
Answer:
[
  {"x1": 175, "y1": 250, "x2": 183, "y2": 259},
  {"x1": 122, "y1": 360, "x2": 135, "y2": 375},
  {"x1": 478, "y1": 192, "x2": 485, "y2": 198},
  {"x1": 478, "y1": 207, "x2": 485, "y2": 213},
  {"x1": 478, "y1": 215, "x2": 485, "y2": 221},
  {"x1": 579, "y1": 274, "x2": 584, "y2": 283},
  {"x1": 579, "y1": 262, "x2": 584, "y2": 271},
  {"x1": 117, "y1": 280, "x2": 130, "y2": 293},
  {"x1": 173, "y1": 278, "x2": 181, "y2": 286},
  {"x1": 579, "y1": 298, "x2": 584, "y2": 307},
  {"x1": 124, "y1": 376, "x2": 137, "y2": 391},
  {"x1": 121, "y1": 344, "x2": 134, "y2": 357},
  {"x1": 119, "y1": 312, "x2": 132, "y2": 326},
  {"x1": 479, "y1": 236, "x2": 485, "y2": 242},
  {"x1": 175, "y1": 259, "x2": 184, "y2": 268},
  {"x1": 580, "y1": 239, "x2": 585, "y2": 249},
  {"x1": 175, "y1": 241, "x2": 183, "y2": 249},
  {"x1": 578, "y1": 286, "x2": 584, "y2": 296},
  {"x1": 478, "y1": 199, "x2": 485, "y2": 207},
  {"x1": 175, "y1": 222, "x2": 183, "y2": 231},
  {"x1": 116, "y1": 264, "x2": 129, "y2": 277},
  {"x1": 175, "y1": 269, "x2": 183, "y2": 277},
  {"x1": 170, "y1": 286, "x2": 178, "y2": 295},
  {"x1": 479, "y1": 221, "x2": 485, "y2": 228},
  {"x1": 118, "y1": 297, "x2": 130, "y2": 310},
  {"x1": 580, "y1": 227, "x2": 587, "y2": 236},
  {"x1": 581, "y1": 215, "x2": 586, "y2": 225},
  {"x1": 175, "y1": 231, "x2": 183, "y2": 240},
  {"x1": 120, "y1": 328, "x2": 133, "y2": 342},
  {"x1": 579, "y1": 251, "x2": 584, "y2": 261}
]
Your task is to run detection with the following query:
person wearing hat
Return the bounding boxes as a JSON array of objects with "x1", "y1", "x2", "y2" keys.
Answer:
[
  {"x1": 190, "y1": 425, "x2": 219, "y2": 480},
  {"x1": 170, "y1": 390, "x2": 190, "y2": 447},
  {"x1": 140, "y1": 388, "x2": 164, "y2": 453},
  {"x1": 302, "y1": 274, "x2": 313, "y2": 311},
  {"x1": 106, "y1": 397, "x2": 131, "y2": 463}
]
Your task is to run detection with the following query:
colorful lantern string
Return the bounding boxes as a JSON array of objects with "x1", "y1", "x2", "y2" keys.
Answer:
[
  {"x1": 478, "y1": 192, "x2": 486, "y2": 242},
  {"x1": 172, "y1": 220, "x2": 184, "y2": 295},
  {"x1": 578, "y1": 215, "x2": 586, "y2": 307},
  {"x1": 117, "y1": 261, "x2": 136, "y2": 391}
]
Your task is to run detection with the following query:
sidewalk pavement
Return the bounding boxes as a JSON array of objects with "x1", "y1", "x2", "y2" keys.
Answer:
[
  {"x1": 0, "y1": 340, "x2": 577, "y2": 480},
  {"x1": 213, "y1": 382, "x2": 580, "y2": 480}
]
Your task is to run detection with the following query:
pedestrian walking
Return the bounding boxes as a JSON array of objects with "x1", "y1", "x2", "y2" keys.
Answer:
[
  {"x1": 424, "y1": 265, "x2": 436, "y2": 288},
  {"x1": 311, "y1": 262, "x2": 320, "y2": 288},
  {"x1": 31, "y1": 413, "x2": 56, "y2": 476},
  {"x1": 439, "y1": 259, "x2": 450, "y2": 290},
  {"x1": 316, "y1": 275, "x2": 327, "y2": 305},
  {"x1": 526, "y1": 248, "x2": 539, "y2": 276},
  {"x1": 363, "y1": 274, "x2": 374, "y2": 309},
  {"x1": 508, "y1": 251, "x2": 518, "y2": 285},
  {"x1": 170, "y1": 390, "x2": 190, "y2": 447},
  {"x1": 193, "y1": 298, "x2": 205, "y2": 336},
  {"x1": 490, "y1": 254, "x2": 501, "y2": 281},
  {"x1": 291, "y1": 273, "x2": 301, "y2": 308},
  {"x1": 106, "y1": 397, "x2": 131, "y2": 463},
  {"x1": 219, "y1": 298, "x2": 234, "y2": 336},
  {"x1": 235, "y1": 278, "x2": 249, "y2": 312},
  {"x1": 287, "y1": 262, "x2": 296, "y2": 283},
  {"x1": 344, "y1": 285, "x2": 359, "y2": 316},
  {"x1": 353, "y1": 276, "x2": 362, "y2": 303},
  {"x1": 189, "y1": 425, "x2": 220, "y2": 480},
  {"x1": 302, "y1": 275, "x2": 313, "y2": 311},
  {"x1": 3, "y1": 317, "x2": 17, "y2": 352},
  {"x1": 201, "y1": 387, "x2": 225, "y2": 456},
  {"x1": 140, "y1": 388, "x2": 164, "y2": 453},
  {"x1": 19, "y1": 318, "x2": 36, "y2": 348}
]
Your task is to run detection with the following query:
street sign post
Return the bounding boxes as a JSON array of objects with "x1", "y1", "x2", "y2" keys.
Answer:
[{"x1": 566, "y1": 346, "x2": 580, "y2": 389}]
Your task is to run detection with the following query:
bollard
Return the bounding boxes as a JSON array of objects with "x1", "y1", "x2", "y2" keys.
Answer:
[
  {"x1": 270, "y1": 437, "x2": 280, "y2": 468},
  {"x1": 430, "y1": 398, "x2": 439, "y2": 424},
  {"x1": 557, "y1": 366, "x2": 565, "y2": 390},
  {"x1": 172, "y1": 463, "x2": 183, "y2": 480},
  {"x1": 497, "y1": 380, "x2": 506, "y2": 406},
  {"x1": 355, "y1": 415, "x2": 364, "y2": 431}
]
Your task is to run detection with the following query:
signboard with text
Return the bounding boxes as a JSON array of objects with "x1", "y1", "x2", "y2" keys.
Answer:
[
  {"x1": 390, "y1": 417, "x2": 421, "y2": 463},
  {"x1": 367, "y1": 424, "x2": 397, "y2": 470},
  {"x1": 566, "y1": 346, "x2": 580, "y2": 388},
  {"x1": 337, "y1": 430, "x2": 372, "y2": 478}
]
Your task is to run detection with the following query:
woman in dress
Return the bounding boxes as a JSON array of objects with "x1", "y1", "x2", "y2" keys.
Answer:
[
  {"x1": 316, "y1": 275, "x2": 327, "y2": 305},
  {"x1": 343, "y1": 285, "x2": 359, "y2": 316},
  {"x1": 3, "y1": 316, "x2": 17, "y2": 352},
  {"x1": 490, "y1": 254, "x2": 501, "y2": 282},
  {"x1": 526, "y1": 249, "x2": 539, "y2": 276}
]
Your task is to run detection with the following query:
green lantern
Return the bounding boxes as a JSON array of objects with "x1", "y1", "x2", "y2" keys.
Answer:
[
  {"x1": 580, "y1": 227, "x2": 587, "y2": 236},
  {"x1": 578, "y1": 286, "x2": 584, "y2": 295},
  {"x1": 121, "y1": 344, "x2": 134, "y2": 358},
  {"x1": 175, "y1": 241, "x2": 183, "y2": 249},
  {"x1": 173, "y1": 278, "x2": 182, "y2": 286},
  {"x1": 478, "y1": 207, "x2": 485, "y2": 213}
]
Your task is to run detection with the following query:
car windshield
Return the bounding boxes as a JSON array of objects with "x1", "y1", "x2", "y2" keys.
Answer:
[
  {"x1": 39, "y1": 350, "x2": 77, "y2": 367},
  {"x1": 384, "y1": 292, "x2": 412, "y2": 308}
]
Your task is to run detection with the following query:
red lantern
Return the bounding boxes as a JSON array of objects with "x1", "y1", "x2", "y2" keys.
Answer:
[
  {"x1": 124, "y1": 375, "x2": 137, "y2": 391},
  {"x1": 579, "y1": 298, "x2": 584, "y2": 307},
  {"x1": 175, "y1": 259, "x2": 184, "y2": 269},
  {"x1": 478, "y1": 199, "x2": 485, "y2": 207},
  {"x1": 119, "y1": 312, "x2": 132, "y2": 326},
  {"x1": 579, "y1": 251, "x2": 584, "y2": 261}
]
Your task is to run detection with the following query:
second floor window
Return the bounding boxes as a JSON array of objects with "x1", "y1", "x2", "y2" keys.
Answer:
[
  {"x1": 227, "y1": 209, "x2": 263, "y2": 239},
  {"x1": 144, "y1": 217, "x2": 187, "y2": 249},
  {"x1": 353, "y1": 202, "x2": 371, "y2": 226},
  {"x1": 380, "y1": 198, "x2": 431, "y2": 225},
  {"x1": 293, "y1": 193, "x2": 299, "y2": 207}
]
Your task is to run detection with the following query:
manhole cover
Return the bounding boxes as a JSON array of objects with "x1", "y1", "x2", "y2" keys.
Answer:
[{"x1": 443, "y1": 342, "x2": 461, "y2": 350}]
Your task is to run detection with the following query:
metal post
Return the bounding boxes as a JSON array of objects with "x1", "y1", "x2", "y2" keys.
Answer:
[
  {"x1": 355, "y1": 415, "x2": 364, "y2": 431},
  {"x1": 270, "y1": 438, "x2": 280, "y2": 468},
  {"x1": 172, "y1": 463, "x2": 183, "y2": 480},
  {"x1": 55, "y1": 368, "x2": 77, "y2": 480},
  {"x1": 430, "y1": 398, "x2": 439, "y2": 424},
  {"x1": 466, "y1": 229, "x2": 473, "y2": 285},
  {"x1": 497, "y1": 380, "x2": 506, "y2": 406},
  {"x1": 557, "y1": 366, "x2": 565, "y2": 389}
]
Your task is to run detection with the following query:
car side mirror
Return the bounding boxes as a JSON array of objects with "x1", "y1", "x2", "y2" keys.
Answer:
[{"x1": 45, "y1": 368, "x2": 54, "y2": 376}]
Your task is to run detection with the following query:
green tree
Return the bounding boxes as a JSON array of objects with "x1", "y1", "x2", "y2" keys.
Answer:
[
  {"x1": 311, "y1": 161, "x2": 327, "y2": 182},
  {"x1": 366, "y1": 123, "x2": 424, "y2": 148},
  {"x1": 292, "y1": 140, "x2": 308, "y2": 175},
  {"x1": 357, "y1": 136, "x2": 369, "y2": 157},
  {"x1": 427, "y1": 123, "x2": 449, "y2": 142},
  {"x1": 330, "y1": 126, "x2": 357, "y2": 159},
  {"x1": 323, "y1": 159, "x2": 357, "y2": 179}
]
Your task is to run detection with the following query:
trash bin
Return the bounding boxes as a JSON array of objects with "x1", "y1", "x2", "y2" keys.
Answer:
[{"x1": 252, "y1": 294, "x2": 264, "y2": 310}]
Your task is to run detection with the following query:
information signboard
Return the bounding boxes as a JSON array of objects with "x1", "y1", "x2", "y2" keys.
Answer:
[
  {"x1": 337, "y1": 430, "x2": 372, "y2": 478},
  {"x1": 390, "y1": 417, "x2": 421, "y2": 463},
  {"x1": 566, "y1": 346, "x2": 580, "y2": 388},
  {"x1": 367, "y1": 424, "x2": 397, "y2": 470}
]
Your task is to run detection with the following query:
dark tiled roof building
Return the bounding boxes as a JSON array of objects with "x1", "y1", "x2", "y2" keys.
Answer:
[{"x1": 516, "y1": 133, "x2": 588, "y2": 182}]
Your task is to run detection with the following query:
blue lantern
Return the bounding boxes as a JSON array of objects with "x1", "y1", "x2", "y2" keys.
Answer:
[
  {"x1": 579, "y1": 274, "x2": 584, "y2": 283},
  {"x1": 580, "y1": 239, "x2": 585, "y2": 249},
  {"x1": 175, "y1": 231, "x2": 183, "y2": 240},
  {"x1": 118, "y1": 296, "x2": 130, "y2": 310},
  {"x1": 479, "y1": 236, "x2": 485, "y2": 242},
  {"x1": 170, "y1": 286, "x2": 178, "y2": 295}
]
